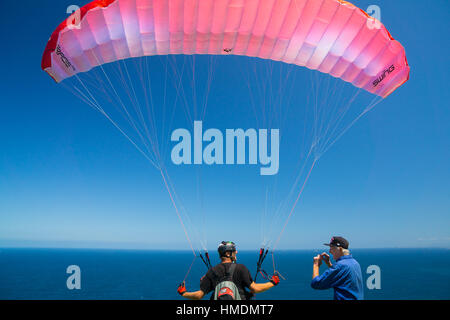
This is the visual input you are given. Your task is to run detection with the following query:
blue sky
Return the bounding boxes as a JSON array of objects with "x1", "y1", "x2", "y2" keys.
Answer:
[{"x1": 0, "y1": 0, "x2": 448, "y2": 251}]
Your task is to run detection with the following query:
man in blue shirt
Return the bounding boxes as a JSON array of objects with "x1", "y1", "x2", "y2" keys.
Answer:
[{"x1": 311, "y1": 236, "x2": 364, "y2": 300}]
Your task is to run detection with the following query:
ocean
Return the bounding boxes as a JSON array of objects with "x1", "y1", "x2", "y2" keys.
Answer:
[{"x1": 0, "y1": 248, "x2": 448, "y2": 300}]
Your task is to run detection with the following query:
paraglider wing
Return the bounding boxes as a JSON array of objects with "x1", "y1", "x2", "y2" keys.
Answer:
[{"x1": 42, "y1": 0, "x2": 409, "y2": 98}]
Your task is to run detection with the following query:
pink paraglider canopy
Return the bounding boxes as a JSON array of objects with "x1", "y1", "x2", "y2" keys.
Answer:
[{"x1": 42, "y1": 0, "x2": 409, "y2": 97}]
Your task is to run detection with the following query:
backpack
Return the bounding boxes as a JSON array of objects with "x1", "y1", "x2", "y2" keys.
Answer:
[{"x1": 212, "y1": 263, "x2": 241, "y2": 300}]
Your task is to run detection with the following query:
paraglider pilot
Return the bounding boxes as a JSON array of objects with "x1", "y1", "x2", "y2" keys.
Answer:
[{"x1": 177, "y1": 241, "x2": 279, "y2": 300}]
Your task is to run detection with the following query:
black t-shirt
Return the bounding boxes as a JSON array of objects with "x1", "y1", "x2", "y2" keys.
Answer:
[{"x1": 200, "y1": 262, "x2": 254, "y2": 300}]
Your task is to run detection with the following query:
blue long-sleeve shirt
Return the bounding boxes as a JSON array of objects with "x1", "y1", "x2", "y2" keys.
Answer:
[{"x1": 311, "y1": 255, "x2": 364, "y2": 300}]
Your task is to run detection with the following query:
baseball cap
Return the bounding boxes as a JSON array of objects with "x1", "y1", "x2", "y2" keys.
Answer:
[{"x1": 324, "y1": 236, "x2": 349, "y2": 249}]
